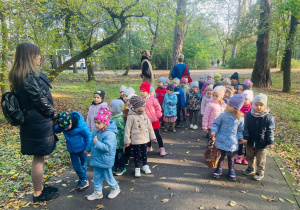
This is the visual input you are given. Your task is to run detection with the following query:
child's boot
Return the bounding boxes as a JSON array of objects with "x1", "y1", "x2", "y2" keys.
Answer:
[
  {"x1": 213, "y1": 168, "x2": 222, "y2": 178},
  {"x1": 108, "y1": 186, "x2": 121, "y2": 199},
  {"x1": 190, "y1": 124, "x2": 194, "y2": 129},
  {"x1": 160, "y1": 147, "x2": 166, "y2": 156},
  {"x1": 243, "y1": 156, "x2": 248, "y2": 165},
  {"x1": 87, "y1": 191, "x2": 103, "y2": 200},
  {"x1": 235, "y1": 156, "x2": 242, "y2": 164},
  {"x1": 142, "y1": 165, "x2": 151, "y2": 174},
  {"x1": 229, "y1": 169, "x2": 236, "y2": 181},
  {"x1": 135, "y1": 168, "x2": 141, "y2": 178}
]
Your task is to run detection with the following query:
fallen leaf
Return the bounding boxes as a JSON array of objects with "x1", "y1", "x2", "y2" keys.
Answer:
[
  {"x1": 267, "y1": 198, "x2": 275, "y2": 202},
  {"x1": 286, "y1": 198, "x2": 295, "y2": 204},
  {"x1": 104, "y1": 186, "x2": 109, "y2": 189},
  {"x1": 170, "y1": 144, "x2": 173, "y2": 146},
  {"x1": 261, "y1": 195, "x2": 268, "y2": 200},
  {"x1": 166, "y1": 187, "x2": 171, "y2": 190},
  {"x1": 24, "y1": 202, "x2": 31, "y2": 207},
  {"x1": 186, "y1": 151, "x2": 190, "y2": 154},
  {"x1": 153, "y1": 195, "x2": 157, "y2": 200},
  {"x1": 131, "y1": 180, "x2": 136, "y2": 184},
  {"x1": 240, "y1": 190, "x2": 248, "y2": 194},
  {"x1": 130, "y1": 188, "x2": 134, "y2": 192},
  {"x1": 161, "y1": 199, "x2": 169, "y2": 203},
  {"x1": 11, "y1": 173, "x2": 18, "y2": 179},
  {"x1": 62, "y1": 184, "x2": 67, "y2": 187},
  {"x1": 171, "y1": 193, "x2": 174, "y2": 197},
  {"x1": 229, "y1": 201, "x2": 237, "y2": 207},
  {"x1": 179, "y1": 160, "x2": 183, "y2": 163},
  {"x1": 200, "y1": 204, "x2": 204, "y2": 209},
  {"x1": 55, "y1": 180, "x2": 62, "y2": 183},
  {"x1": 67, "y1": 195, "x2": 73, "y2": 198},
  {"x1": 195, "y1": 139, "x2": 201, "y2": 142},
  {"x1": 68, "y1": 188, "x2": 76, "y2": 193},
  {"x1": 214, "y1": 206, "x2": 219, "y2": 209},
  {"x1": 278, "y1": 198, "x2": 284, "y2": 203},
  {"x1": 96, "y1": 204, "x2": 105, "y2": 209},
  {"x1": 152, "y1": 165, "x2": 158, "y2": 168},
  {"x1": 160, "y1": 177, "x2": 166, "y2": 179}
]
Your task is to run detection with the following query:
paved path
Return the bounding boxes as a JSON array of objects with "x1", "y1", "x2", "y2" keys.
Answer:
[{"x1": 26, "y1": 122, "x2": 299, "y2": 210}]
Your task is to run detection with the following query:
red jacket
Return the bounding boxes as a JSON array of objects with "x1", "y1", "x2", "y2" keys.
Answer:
[{"x1": 155, "y1": 87, "x2": 166, "y2": 106}]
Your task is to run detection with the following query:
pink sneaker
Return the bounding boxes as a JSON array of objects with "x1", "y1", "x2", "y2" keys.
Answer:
[
  {"x1": 147, "y1": 147, "x2": 153, "y2": 152},
  {"x1": 235, "y1": 156, "x2": 242, "y2": 164},
  {"x1": 243, "y1": 156, "x2": 248, "y2": 165},
  {"x1": 160, "y1": 147, "x2": 166, "y2": 156}
]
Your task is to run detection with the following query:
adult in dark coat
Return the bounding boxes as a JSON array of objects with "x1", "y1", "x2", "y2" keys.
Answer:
[
  {"x1": 9, "y1": 43, "x2": 59, "y2": 202},
  {"x1": 140, "y1": 49, "x2": 154, "y2": 87}
]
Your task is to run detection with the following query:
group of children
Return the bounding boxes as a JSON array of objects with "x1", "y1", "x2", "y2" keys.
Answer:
[{"x1": 53, "y1": 71, "x2": 275, "y2": 201}]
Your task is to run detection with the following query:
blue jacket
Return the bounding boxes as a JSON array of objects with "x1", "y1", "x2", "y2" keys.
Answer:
[
  {"x1": 86, "y1": 121, "x2": 117, "y2": 168},
  {"x1": 199, "y1": 81, "x2": 205, "y2": 91},
  {"x1": 243, "y1": 111, "x2": 275, "y2": 149},
  {"x1": 174, "y1": 87, "x2": 186, "y2": 108},
  {"x1": 211, "y1": 112, "x2": 244, "y2": 152},
  {"x1": 171, "y1": 63, "x2": 190, "y2": 79},
  {"x1": 162, "y1": 93, "x2": 178, "y2": 117},
  {"x1": 55, "y1": 112, "x2": 91, "y2": 154}
]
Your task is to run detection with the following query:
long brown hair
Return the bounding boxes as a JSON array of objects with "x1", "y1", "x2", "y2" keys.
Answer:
[{"x1": 9, "y1": 43, "x2": 40, "y2": 92}]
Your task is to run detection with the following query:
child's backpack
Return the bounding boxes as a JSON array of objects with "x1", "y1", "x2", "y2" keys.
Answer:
[
  {"x1": 1, "y1": 92, "x2": 26, "y2": 126},
  {"x1": 181, "y1": 64, "x2": 193, "y2": 83},
  {"x1": 203, "y1": 137, "x2": 221, "y2": 168}
]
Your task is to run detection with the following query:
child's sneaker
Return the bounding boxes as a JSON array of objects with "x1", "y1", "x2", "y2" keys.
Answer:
[
  {"x1": 176, "y1": 122, "x2": 180, "y2": 128},
  {"x1": 124, "y1": 158, "x2": 129, "y2": 166},
  {"x1": 213, "y1": 168, "x2": 222, "y2": 178},
  {"x1": 135, "y1": 168, "x2": 141, "y2": 177},
  {"x1": 243, "y1": 156, "x2": 248, "y2": 165},
  {"x1": 235, "y1": 156, "x2": 243, "y2": 164},
  {"x1": 243, "y1": 168, "x2": 255, "y2": 176},
  {"x1": 172, "y1": 128, "x2": 176, "y2": 133},
  {"x1": 160, "y1": 147, "x2": 166, "y2": 156},
  {"x1": 112, "y1": 166, "x2": 117, "y2": 174},
  {"x1": 147, "y1": 147, "x2": 153, "y2": 152},
  {"x1": 253, "y1": 173, "x2": 264, "y2": 181},
  {"x1": 78, "y1": 179, "x2": 89, "y2": 190},
  {"x1": 229, "y1": 169, "x2": 236, "y2": 181},
  {"x1": 190, "y1": 124, "x2": 194, "y2": 129},
  {"x1": 87, "y1": 191, "x2": 103, "y2": 200},
  {"x1": 115, "y1": 168, "x2": 126, "y2": 176},
  {"x1": 108, "y1": 186, "x2": 121, "y2": 199},
  {"x1": 193, "y1": 125, "x2": 198, "y2": 130},
  {"x1": 142, "y1": 165, "x2": 151, "y2": 174}
]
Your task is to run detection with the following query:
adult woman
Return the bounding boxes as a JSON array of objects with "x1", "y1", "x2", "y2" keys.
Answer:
[
  {"x1": 9, "y1": 43, "x2": 59, "y2": 202},
  {"x1": 140, "y1": 50, "x2": 154, "y2": 87},
  {"x1": 171, "y1": 54, "x2": 190, "y2": 80}
]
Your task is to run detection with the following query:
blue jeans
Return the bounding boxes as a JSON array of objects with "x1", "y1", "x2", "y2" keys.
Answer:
[
  {"x1": 70, "y1": 151, "x2": 87, "y2": 181},
  {"x1": 94, "y1": 167, "x2": 118, "y2": 192},
  {"x1": 114, "y1": 149, "x2": 125, "y2": 170}
]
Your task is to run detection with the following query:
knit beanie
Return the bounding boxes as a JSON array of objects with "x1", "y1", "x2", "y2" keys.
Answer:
[
  {"x1": 140, "y1": 82, "x2": 151, "y2": 93},
  {"x1": 240, "y1": 83, "x2": 250, "y2": 91},
  {"x1": 206, "y1": 84, "x2": 213, "y2": 91},
  {"x1": 150, "y1": 86, "x2": 155, "y2": 93},
  {"x1": 253, "y1": 93, "x2": 268, "y2": 107},
  {"x1": 56, "y1": 112, "x2": 72, "y2": 129},
  {"x1": 244, "y1": 79, "x2": 252, "y2": 85},
  {"x1": 206, "y1": 79, "x2": 214, "y2": 85},
  {"x1": 173, "y1": 78, "x2": 180, "y2": 85},
  {"x1": 94, "y1": 90, "x2": 105, "y2": 100},
  {"x1": 231, "y1": 72, "x2": 239, "y2": 81},
  {"x1": 200, "y1": 75, "x2": 206, "y2": 82},
  {"x1": 158, "y1": 77, "x2": 166, "y2": 85},
  {"x1": 213, "y1": 82, "x2": 224, "y2": 89},
  {"x1": 166, "y1": 84, "x2": 174, "y2": 91},
  {"x1": 94, "y1": 108, "x2": 111, "y2": 126},
  {"x1": 228, "y1": 94, "x2": 245, "y2": 111},
  {"x1": 180, "y1": 78, "x2": 188, "y2": 84},
  {"x1": 123, "y1": 87, "x2": 136, "y2": 99},
  {"x1": 214, "y1": 72, "x2": 222, "y2": 79},
  {"x1": 119, "y1": 85, "x2": 126, "y2": 93},
  {"x1": 165, "y1": 78, "x2": 170, "y2": 84},
  {"x1": 223, "y1": 77, "x2": 231, "y2": 85},
  {"x1": 191, "y1": 81, "x2": 199, "y2": 88},
  {"x1": 110, "y1": 99, "x2": 125, "y2": 114},
  {"x1": 225, "y1": 86, "x2": 235, "y2": 96},
  {"x1": 129, "y1": 96, "x2": 146, "y2": 110},
  {"x1": 213, "y1": 86, "x2": 226, "y2": 98},
  {"x1": 241, "y1": 90, "x2": 253, "y2": 102},
  {"x1": 207, "y1": 72, "x2": 214, "y2": 79}
]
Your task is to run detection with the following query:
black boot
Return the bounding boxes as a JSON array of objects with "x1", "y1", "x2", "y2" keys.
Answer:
[{"x1": 33, "y1": 188, "x2": 59, "y2": 203}]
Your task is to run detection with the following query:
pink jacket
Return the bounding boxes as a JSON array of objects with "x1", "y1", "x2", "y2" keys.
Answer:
[
  {"x1": 145, "y1": 95, "x2": 162, "y2": 123},
  {"x1": 201, "y1": 83, "x2": 207, "y2": 97},
  {"x1": 201, "y1": 95, "x2": 210, "y2": 115},
  {"x1": 202, "y1": 100, "x2": 227, "y2": 130}
]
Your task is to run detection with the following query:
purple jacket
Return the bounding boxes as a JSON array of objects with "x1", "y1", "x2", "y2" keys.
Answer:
[{"x1": 87, "y1": 102, "x2": 108, "y2": 132}]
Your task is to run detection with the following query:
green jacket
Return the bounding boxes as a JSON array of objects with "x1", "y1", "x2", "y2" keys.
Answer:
[{"x1": 111, "y1": 112, "x2": 125, "y2": 149}]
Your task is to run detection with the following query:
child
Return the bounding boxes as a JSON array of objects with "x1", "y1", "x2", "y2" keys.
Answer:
[
  {"x1": 55, "y1": 111, "x2": 91, "y2": 190},
  {"x1": 211, "y1": 94, "x2": 245, "y2": 181},
  {"x1": 214, "y1": 73, "x2": 222, "y2": 84},
  {"x1": 223, "y1": 86, "x2": 235, "y2": 104},
  {"x1": 87, "y1": 90, "x2": 108, "y2": 132},
  {"x1": 86, "y1": 108, "x2": 120, "y2": 200},
  {"x1": 165, "y1": 78, "x2": 170, "y2": 87},
  {"x1": 150, "y1": 86, "x2": 155, "y2": 96},
  {"x1": 236, "y1": 90, "x2": 254, "y2": 165},
  {"x1": 188, "y1": 81, "x2": 201, "y2": 129},
  {"x1": 237, "y1": 83, "x2": 250, "y2": 94},
  {"x1": 124, "y1": 96, "x2": 156, "y2": 177},
  {"x1": 200, "y1": 72, "x2": 214, "y2": 97},
  {"x1": 156, "y1": 77, "x2": 167, "y2": 127},
  {"x1": 244, "y1": 79, "x2": 253, "y2": 89},
  {"x1": 231, "y1": 72, "x2": 240, "y2": 92},
  {"x1": 110, "y1": 99, "x2": 126, "y2": 176},
  {"x1": 162, "y1": 84, "x2": 178, "y2": 132},
  {"x1": 119, "y1": 85, "x2": 127, "y2": 102},
  {"x1": 173, "y1": 78, "x2": 186, "y2": 127},
  {"x1": 202, "y1": 86, "x2": 227, "y2": 138},
  {"x1": 201, "y1": 84, "x2": 213, "y2": 117},
  {"x1": 180, "y1": 77, "x2": 189, "y2": 122},
  {"x1": 222, "y1": 77, "x2": 231, "y2": 86},
  {"x1": 198, "y1": 75, "x2": 206, "y2": 91},
  {"x1": 140, "y1": 82, "x2": 166, "y2": 156},
  {"x1": 201, "y1": 78, "x2": 214, "y2": 97},
  {"x1": 242, "y1": 93, "x2": 275, "y2": 181}
]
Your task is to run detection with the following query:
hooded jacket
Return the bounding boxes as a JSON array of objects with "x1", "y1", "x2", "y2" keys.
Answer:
[
  {"x1": 162, "y1": 93, "x2": 178, "y2": 117},
  {"x1": 145, "y1": 95, "x2": 162, "y2": 123},
  {"x1": 111, "y1": 112, "x2": 125, "y2": 149},
  {"x1": 87, "y1": 102, "x2": 109, "y2": 132},
  {"x1": 202, "y1": 100, "x2": 227, "y2": 130}
]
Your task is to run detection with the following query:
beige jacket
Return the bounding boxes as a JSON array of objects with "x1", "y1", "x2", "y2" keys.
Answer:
[
  {"x1": 124, "y1": 109, "x2": 156, "y2": 145},
  {"x1": 141, "y1": 59, "x2": 154, "y2": 87}
]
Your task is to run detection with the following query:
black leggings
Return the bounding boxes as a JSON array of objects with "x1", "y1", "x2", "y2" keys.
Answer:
[
  {"x1": 124, "y1": 145, "x2": 132, "y2": 160},
  {"x1": 148, "y1": 129, "x2": 164, "y2": 148},
  {"x1": 217, "y1": 150, "x2": 235, "y2": 170},
  {"x1": 132, "y1": 144, "x2": 147, "y2": 168},
  {"x1": 189, "y1": 110, "x2": 199, "y2": 125},
  {"x1": 237, "y1": 144, "x2": 246, "y2": 156}
]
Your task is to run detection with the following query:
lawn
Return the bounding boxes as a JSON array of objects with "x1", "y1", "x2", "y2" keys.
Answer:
[{"x1": 0, "y1": 71, "x2": 299, "y2": 209}]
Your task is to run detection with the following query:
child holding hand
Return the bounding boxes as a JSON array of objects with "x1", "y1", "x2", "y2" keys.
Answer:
[
  {"x1": 162, "y1": 84, "x2": 178, "y2": 132},
  {"x1": 156, "y1": 77, "x2": 167, "y2": 127},
  {"x1": 180, "y1": 78, "x2": 189, "y2": 122},
  {"x1": 188, "y1": 81, "x2": 201, "y2": 129}
]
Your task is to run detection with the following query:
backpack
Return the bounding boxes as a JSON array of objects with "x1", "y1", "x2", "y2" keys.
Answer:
[
  {"x1": 181, "y1": 64, "x2": 193, "y2": 83},
  {"x1": 1, "y1": 92, "x2": 26, "y2": 126}
]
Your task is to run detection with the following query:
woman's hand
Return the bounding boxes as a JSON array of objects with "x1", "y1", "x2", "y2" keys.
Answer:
[
  {"x1": 93, "y1": 136, "x2": 98, "y2": 144},
  {"x1": 268, "y1": 144, "x2": 274, "y2": 149},
  {"x1": 210, "y1": 132, "x2": 216, "y2": 138},
  {"x1": 203, "y1": 129, "x2": 207, "y2": 133},
  {"x1": 125, "y1": 144, "x2": 130, "y2": 147},
  {"x1": 239, "y1": 139, "x2": 247, "y2": 144},
  {"x1": 84, "y1": 150, "x2": 90, "y2": 155}
]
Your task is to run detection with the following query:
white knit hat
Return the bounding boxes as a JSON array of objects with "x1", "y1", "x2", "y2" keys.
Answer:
[{"x1": 241, "y1": 90, "x2": 254, "y2": 102}]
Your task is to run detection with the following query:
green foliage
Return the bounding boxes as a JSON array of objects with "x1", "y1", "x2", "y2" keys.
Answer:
[
  {"x1": 228, "y1": 40, "x2": 256, "y2": 69},
  {"x1": 291, "y1": 59, "x2": 300, "y2": 68}
]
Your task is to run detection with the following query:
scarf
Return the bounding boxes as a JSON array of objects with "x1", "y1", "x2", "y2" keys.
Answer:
[
  {"x1": 250, "y1": 107, "x2": 270, "y2": 118},
  {"x1": 143, "y1": 94, "x2": 150, "y2": 102}
]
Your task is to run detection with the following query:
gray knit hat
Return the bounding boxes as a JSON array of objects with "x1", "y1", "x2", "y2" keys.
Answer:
[
  {"x1": 110, "y1": 99, "x2": 125, "y2": 114},
  {"x1": 253, "y1": 93, "x2": 268, "y2": 107},
  {"x1": 173, "y1": 78, "x2": 180, "y2": 85},
  {"x1": 129, "y1": 96, "x2": 146, "y2": 110},
  {"x1": 150, "y1": 86, "x2": 155, "y2": 93},
  {"x1": 119, "y1": 85, "x2": 126, "y2": 93}
]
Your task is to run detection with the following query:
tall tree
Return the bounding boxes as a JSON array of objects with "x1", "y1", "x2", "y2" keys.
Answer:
[
  {"x1": 170, "y1": 0, "x2": 186, "y2": 75},
  {"x1": 251, "y1": 0, "x2": 272, "y2": 88},
  {"x1": 0, "y1": 9, "x2": 9, "y2": 94}
]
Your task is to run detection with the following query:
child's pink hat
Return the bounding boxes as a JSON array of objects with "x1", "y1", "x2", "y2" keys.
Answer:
[
  {"x1": 180, "y1": 78, "x2": 188, "y2": 84},
  {"x1": 206, "y1": 79, "x2": 214, "y2": 85},
  {"x1": 94, "y1": 108, "x2": 111, "y2": 125},
  {"x1": 213, "y1": 86, "x2": 226, "y2": 98}
]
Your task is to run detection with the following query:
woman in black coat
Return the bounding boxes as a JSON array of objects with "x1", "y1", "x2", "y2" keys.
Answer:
[{"x1": 9, "y1": 43, "x2": 59, "y2": 202}]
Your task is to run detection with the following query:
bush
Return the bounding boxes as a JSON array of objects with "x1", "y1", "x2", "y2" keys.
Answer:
[
  {"x1": 228, "y1": 56, "x2": 255, "y2": 69},
  {"x1": 291, "y1": 59, "x2": 300, "y2": 68},
  {"x1": 185, "y1": 58, "x2": 209, "y2": 69}
]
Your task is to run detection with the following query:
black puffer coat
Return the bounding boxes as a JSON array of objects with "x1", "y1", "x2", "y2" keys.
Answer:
[{"x1": 17, "y1": 72, "x2": 56, "y2": 156}]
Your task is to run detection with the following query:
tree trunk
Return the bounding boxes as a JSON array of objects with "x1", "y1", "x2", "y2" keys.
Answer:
[
  {"x1": 123, "y1": 30, "x2": 131, "y2": 76},
  {"x1": 170, "y1": 0, "x2": 186, "y2": 75},
  {"x1": 281, "y1": 15, "x2": 298, "y2": 93},
  {"x1": 251, "y1": 0, "x2": 272, "y2": 88},
  {"x1": 150, "y1": 17, "x2": 160, "y2": 56},
  {"x1": 65, "y1": 13, "x2": 78, "y2": 73},
  {"x1": 86, "y1": 56, "x2": 95, "y2": 82},
  {"x1": 274, "y1": 29, "x2": 280, "y2": 69},
  {"x1": 222, "y1": 49, "x2": 227, "y2": 66},
  {"x1": 231, "y1": 0, "x2": 242, "y2": 58},
  {"x1": 0, "y1": 11, "x2": 8, "y2": 94}
]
